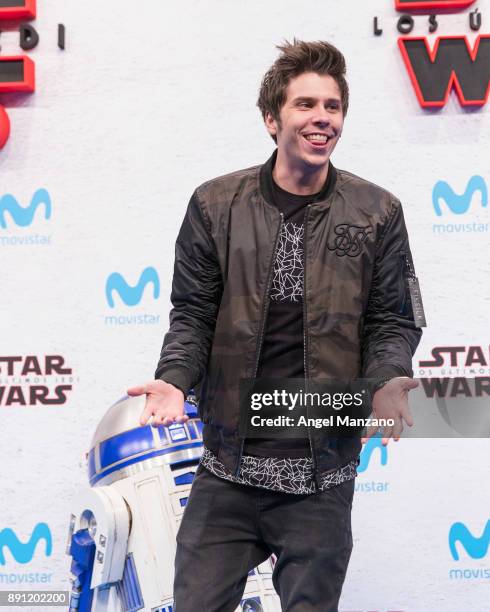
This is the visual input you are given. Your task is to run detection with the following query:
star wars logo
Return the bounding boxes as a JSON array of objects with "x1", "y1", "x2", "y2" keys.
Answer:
[
  {"x1": 419, "y1": 345, "x2": 490, "y2": 371},
  {"x1": 373, "y1": 0, "x2": 490, "y2": 108},
  {"x1": 418, "y1": 345, "x2": 490, "y2": 398},
  {"x1": 0, "y1": 355, "x2": 75, "y2": 406}
]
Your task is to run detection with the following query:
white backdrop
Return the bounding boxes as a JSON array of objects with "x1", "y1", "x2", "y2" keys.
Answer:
[{"x1": 1, "y1": 1, "x2": 489, "y2": 610}]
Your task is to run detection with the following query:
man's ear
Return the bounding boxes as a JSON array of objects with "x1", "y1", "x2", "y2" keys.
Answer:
[{"x1": 264, "y1": 112, "x2": 278, "y2": 138}]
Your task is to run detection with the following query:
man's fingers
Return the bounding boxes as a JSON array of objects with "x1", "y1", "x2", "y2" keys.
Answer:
[
  {"x1": 381, "y1": 424, "x2": 394, "y2": 446},
  {"x1": 139, "y1": 403, "x2": 154, "y2": 426},
  {"x1": 151, "y1": 413, "x2": 189, "y2": 427},
  {"x1": 132, "y1": 379, "x2": 187, "y2": 428},
  {"x1": 401, "y1": 404, "x2": 414, "y2": 427},
  {"x1": 361, "y1": 423, "x2": 378, "y2": 444},
  {"x1": 139, "y1": 397, "x2": 188, "y2": 428},
  {"x1": 392, "y1": 418, "x2": 404, "y2": 441},
  {"x1": 150, "y1": 412, "x2": 172, "y2": 427},
  {"x1": 139, "y1": 413, "x2": 150, "y2": 426},
  {"x1": 128, "y1": 385, "x2": 147, "y2": 396},
  {"x1": 174, "y1": 415, "x2": 189, "y2": 424}
]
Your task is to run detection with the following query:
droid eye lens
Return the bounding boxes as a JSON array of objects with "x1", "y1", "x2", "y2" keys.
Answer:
[{"x1": 241, "y1": 600, "x2": 263, "y2": 612}]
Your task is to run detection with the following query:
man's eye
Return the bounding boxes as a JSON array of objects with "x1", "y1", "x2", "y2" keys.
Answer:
[{"x1": 298, "y1": 102, "x2": 310, "y2": 107}]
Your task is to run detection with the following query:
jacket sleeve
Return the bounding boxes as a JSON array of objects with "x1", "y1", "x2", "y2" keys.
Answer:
[
  {"x1": 154, "y1": 189, "x2": 223, "y2": 395},
  {"x1": 361, "y1": 198, "x2": 424, "y2": 381}
]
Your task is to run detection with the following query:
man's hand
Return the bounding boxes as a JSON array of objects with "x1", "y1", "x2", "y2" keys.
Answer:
[
  {"x1": 127, "y1": 379, "x2": 189, "y2": 427},
  {"x1": 361, "y1": 377, "x2": 418, "y2": 446}
]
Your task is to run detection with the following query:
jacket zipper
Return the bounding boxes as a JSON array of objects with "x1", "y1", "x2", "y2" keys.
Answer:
[
  {"x1": 404, "y1": 252, "x2": 416, "y2": 279},
  {"x1": 398, "y1": 252, "x2": 416, "y2": 315},
  {"x1": 302, "y1": 204, "x2": 319, "y2": 490},
  {"x1": 234, "y1": 211, "x2": 284, "y2": 476}
]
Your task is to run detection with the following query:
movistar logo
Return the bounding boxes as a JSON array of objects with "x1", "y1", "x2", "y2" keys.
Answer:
[
  {"x1": 449, "y1": 520, "x2": 490, "y2": 561},
  {"x1": 0, "y1": 189, "x2": 52, "y2": 229},
  {"x1": 358, "y1": 435, "x2": 388, "y2": 473},
  {"x1": 0, "y1": 523, "x2": 52, "y2": 565},
  {"x1": 432, "y1": 176, "x2": 488, "y2": 216},
  {"x1": 105, "y1": 267, "x2": 160, "y2": 308}
]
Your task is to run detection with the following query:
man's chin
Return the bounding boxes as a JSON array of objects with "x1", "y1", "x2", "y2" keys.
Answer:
[{"x1": 301, "y1": 152, "x2": 330, "y2": 169}]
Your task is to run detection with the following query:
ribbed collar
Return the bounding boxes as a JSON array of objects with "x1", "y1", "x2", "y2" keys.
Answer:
[{"x1": 259, "y1": 148, "x2": 337, "y2": 207}]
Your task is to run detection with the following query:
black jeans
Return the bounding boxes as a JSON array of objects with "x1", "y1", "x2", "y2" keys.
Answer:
[{"x1": 173, "y1": 464, "x2": 354, "y2": 612}]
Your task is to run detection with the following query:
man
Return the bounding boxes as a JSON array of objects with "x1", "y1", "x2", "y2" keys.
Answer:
[{"x1": 128, "y1": 39, "x2": 424, "y2": 612}]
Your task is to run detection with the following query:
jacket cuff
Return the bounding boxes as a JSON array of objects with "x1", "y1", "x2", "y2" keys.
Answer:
[
  {"x1": 366, "y1": 365, "x2": 411, "y2": 399},
  {"x1": 155, "y1": 366, "x2": 193, "y2": 397},
  {"x1": 367, "y1": 364, "x2": 410, "y2": 380}
]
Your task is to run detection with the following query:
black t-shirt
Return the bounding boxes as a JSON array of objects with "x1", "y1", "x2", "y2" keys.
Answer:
[{"x1": 243, "y1": 157, "x2": 336, "y2": 458}]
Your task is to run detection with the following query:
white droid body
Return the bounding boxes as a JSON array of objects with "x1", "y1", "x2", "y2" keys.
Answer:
[{"x1": 67, "y1": 395, "x2": 280, "y2": 612}]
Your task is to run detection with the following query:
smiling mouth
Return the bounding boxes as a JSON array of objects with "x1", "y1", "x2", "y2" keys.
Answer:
[{"x1": 303, "y1": 133, "x2": 332, "y2": 147}]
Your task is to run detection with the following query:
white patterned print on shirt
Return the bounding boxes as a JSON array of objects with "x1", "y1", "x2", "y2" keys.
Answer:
[
  {"x1": 271, "y1": 222, "x2": 304, "y2": 302},
  {"x1": 200, "y1": 447, "x2": 358, "y2": 495}
]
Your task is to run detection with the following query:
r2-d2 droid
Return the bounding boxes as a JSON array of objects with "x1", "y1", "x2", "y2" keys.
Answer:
[{"x1": 67, "y1": 394, "x2": 280, "y2": 611}]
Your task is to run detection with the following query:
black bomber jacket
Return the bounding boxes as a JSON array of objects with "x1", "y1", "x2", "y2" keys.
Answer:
[{"x1": 155, "y1": 152, "x2": 424, "y2": 487}]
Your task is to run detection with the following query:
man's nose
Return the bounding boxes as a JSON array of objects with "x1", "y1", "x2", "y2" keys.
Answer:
[{"x1": 311, "y1": 107, "x2": 330, "y2": 126}]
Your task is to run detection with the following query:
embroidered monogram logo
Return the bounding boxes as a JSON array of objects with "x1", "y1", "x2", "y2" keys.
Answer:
[{"x1": 327, "y1": 223, "x2": 372, "y2": 257}]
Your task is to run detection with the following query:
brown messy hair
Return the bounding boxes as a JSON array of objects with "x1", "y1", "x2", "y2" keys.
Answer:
[{"x1": 257, "y1": 39, "x2": 349, "y2": 143}]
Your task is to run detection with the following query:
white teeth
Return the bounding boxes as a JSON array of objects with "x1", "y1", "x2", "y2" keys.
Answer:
[{"x1": 305, "y1": 134, "x2": 328, "y2": 143}]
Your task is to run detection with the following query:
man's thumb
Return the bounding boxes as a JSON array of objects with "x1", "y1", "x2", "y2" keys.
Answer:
[{"x1": 404, "y1": 378, "x2": 419, "y2": 391}]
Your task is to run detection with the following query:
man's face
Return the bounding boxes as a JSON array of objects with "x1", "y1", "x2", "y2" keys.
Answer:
[{"x1": 265, "y1": 72, "x2": 344, "y2": 171}]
